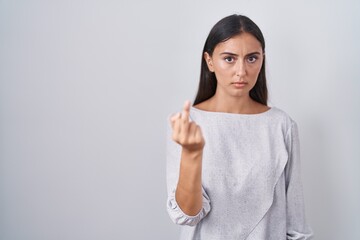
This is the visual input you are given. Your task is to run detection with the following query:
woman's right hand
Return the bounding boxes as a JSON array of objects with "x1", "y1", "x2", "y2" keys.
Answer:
[{"x1": 170, "y1": 101, "x2": 205, "y2": 153}]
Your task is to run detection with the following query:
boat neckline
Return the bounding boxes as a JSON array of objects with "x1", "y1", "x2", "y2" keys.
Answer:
[{"x1": 190, "y1": 106, "x2": 274, "y2": 116}]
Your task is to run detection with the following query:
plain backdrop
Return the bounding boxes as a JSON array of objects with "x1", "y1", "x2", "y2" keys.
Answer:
[{"x1": 1, "y1": 0, "x2": 359, "y2": 239}]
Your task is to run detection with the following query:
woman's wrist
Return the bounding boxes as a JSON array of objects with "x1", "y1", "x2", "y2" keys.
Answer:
[{"x1": 181, "y1": 147, "x2": 203, "y2": 159}]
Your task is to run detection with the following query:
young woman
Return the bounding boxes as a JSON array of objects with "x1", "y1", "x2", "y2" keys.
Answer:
[{"x1": 166, "y1": 14, "x2": 313, "y2": 239}]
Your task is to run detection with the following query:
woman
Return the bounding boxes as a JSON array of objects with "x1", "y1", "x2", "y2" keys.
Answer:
[{"x1": 166, "y1": 14, "x2": 313, "y2": 239}]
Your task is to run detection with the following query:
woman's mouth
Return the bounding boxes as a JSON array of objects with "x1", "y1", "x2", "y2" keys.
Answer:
[{"x1": 232, "y1": 81, "x2": 247, "y2": 88}]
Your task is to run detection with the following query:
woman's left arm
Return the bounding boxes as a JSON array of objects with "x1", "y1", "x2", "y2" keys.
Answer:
[{"x1": 285, "y1": 121, "x2": 314, "y2": 240}]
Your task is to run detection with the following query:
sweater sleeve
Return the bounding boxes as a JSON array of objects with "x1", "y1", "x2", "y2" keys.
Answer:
[
  {"x1": 166, "y1": 118, "x2": 211, "y2": 226},
  {"x1": 285, "y1": 121, "x2": 314, "y2": 239}
]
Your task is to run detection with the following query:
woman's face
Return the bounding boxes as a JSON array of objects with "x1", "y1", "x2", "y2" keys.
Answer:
[{"x1": 205, "y1": 32, "x2": 264, "y2": 99}]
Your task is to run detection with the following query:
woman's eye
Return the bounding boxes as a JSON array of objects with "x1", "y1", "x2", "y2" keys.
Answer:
[
  {"x1": 224, "y1": 56, "x2": 235, "y2": 63},
  {"x1": 247, "y1": 56, "x2": 258, "y2": 63}
]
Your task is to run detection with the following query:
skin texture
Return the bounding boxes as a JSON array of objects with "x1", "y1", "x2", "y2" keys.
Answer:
[{"x1": 170, "y1": 33, "x2": 269, "y2": 216}]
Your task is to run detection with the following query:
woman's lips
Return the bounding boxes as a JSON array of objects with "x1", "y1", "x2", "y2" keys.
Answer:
[{"x1": 232, "y1": 81, "x2": 247, "y2": 88}]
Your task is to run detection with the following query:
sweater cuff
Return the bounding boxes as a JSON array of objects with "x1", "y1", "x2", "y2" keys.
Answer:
[{"x1": 167, "y1": 188, "x2": 211, "y2": 226}]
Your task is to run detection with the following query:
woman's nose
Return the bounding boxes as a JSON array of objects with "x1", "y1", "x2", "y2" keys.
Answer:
[{"x1": 236, "y1": 61, "x2": 246, "y2": 77}]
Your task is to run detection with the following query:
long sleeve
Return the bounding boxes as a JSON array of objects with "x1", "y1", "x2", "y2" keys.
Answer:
[
  {"x1": 166, "y1": 119, "x2": 211, "y2": 226},
  {"x1": 285, "y1": 121, "x2": 314, "y2": 239}
]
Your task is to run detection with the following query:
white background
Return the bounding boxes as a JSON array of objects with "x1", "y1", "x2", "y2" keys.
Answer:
[{"x1": 1, "y1": 0, "x2": 359, "y2": 239}]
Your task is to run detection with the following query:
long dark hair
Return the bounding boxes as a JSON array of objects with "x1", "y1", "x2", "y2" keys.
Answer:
[{"x1": 193, "y1": 14, "x2": 268, "y2": 106}]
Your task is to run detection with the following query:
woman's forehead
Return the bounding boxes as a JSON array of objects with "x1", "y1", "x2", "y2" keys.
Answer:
[{"x1": 215, "y1": 33, "x2": 263, "y2": 54}]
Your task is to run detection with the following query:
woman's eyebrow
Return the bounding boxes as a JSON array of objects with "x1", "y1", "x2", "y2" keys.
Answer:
[
  {"x1": 246, "y1": 51, "x2": 261, "y2": 56},
  {"x1": 220, "y1": 51, "x2": 261, "y2": 56},
  {"x1": 220, "y1": 52, "x2": 238, "y2": 56}
]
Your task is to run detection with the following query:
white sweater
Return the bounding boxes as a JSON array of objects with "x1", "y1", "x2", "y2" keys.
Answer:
[{"x1": 166, "y1": 107, "x2": 313, "y2": 240}]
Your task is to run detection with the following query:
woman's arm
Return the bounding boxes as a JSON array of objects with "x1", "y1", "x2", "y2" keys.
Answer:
[
  {"x1": 176, "y1": 148, "x2": 203, "y2": 215},
  {"x1": 285, "y1": 121, "x2": 314, "y2": 239},
  {"x1": 166, "y1": 101, "x2": 210, "y2": 226}
]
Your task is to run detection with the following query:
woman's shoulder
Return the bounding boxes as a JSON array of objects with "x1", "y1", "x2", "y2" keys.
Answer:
[
  {"x1": 268, "y1": 106, "x2": 291, "y2": 118},
  {"x1": 269, "y1": 107, "x2": 296, "y2": 122},
  {"x1": 268, "y1": 107, "x2": 299, "y2": 136}
]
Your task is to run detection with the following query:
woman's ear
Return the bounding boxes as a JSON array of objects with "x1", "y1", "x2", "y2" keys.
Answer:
[{"x1": 204, "y1": 52, "x2": 214, "y2": 72}]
